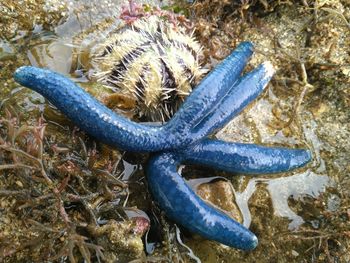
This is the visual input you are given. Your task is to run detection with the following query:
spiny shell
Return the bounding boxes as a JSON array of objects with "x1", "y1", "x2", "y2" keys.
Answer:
[{"x1": 91, "y1": 15, "x2": 206, "y2": 122}]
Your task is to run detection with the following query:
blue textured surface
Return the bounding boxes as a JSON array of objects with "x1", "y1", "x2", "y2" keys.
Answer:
[
  {"x1": 147, "y1": 152, "x2": 258, "y2": 250},
  {"x1": 178, "y1": 139, "x2": 312, "y2": 174},
  {"x1": 13, "y1": 41, "x2": 313, "y2": 250},
  {"x1": 14, "y1": 66, "x2": 165, "y2": 152},
  {"x1": 13, "y1": 42, "x2": 254, "y2": 152},
  {"x1": 167, "y1": 42, "x2": 254, "y2": 135},
  {"x1": 192, "y1": 62, "x2": 273, "y2": 137}
]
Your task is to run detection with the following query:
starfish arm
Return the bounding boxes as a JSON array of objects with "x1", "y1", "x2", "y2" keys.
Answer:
[
  {"x1": 13, "y1": 66, "x2": 176, "y2": 152},
  {"x1": 165, "y1": 41, "x2": 254, "y2": 134},
  {"x1": 12, "y1": 43, "x2": 254, "y2": 152},
  {"x1": 147, "y1": 152, "x2": 258, "y2": 250},
  {"x1": 191, "y1": 62, "x2": 275, "y2": 138},
  {"x1": 178, "y1": 139, "x2": 312, "y2": 174}
]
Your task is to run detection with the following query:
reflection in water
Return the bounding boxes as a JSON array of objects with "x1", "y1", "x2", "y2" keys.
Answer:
[
  {"x1": 267, "y1": 171, "x2": 329, "y2": 230},
  {"x1": 1, "y1": 0, "x2": 348, "y2": 261},
  {"x1": 302, "y1": 117, "x2": 327, "y2": 174},
  {"x1": 25, "y1": 0, "x2": 167, "y2": 76},
  {"x1": 235, "y1": 171, "x2": 329, "y2": 230},
  {"x1": 215, "y1": 74, "x2": 331, "y2": 232},
  {"x1": 121, "y1": 159, "x2": 139, "y2": 181},
  {"x1": 186, "y1": 176, "x2": 228, "y2": 190},
  {"x1": 28, "y1": 39, "x2": 73, "y2": 74}
]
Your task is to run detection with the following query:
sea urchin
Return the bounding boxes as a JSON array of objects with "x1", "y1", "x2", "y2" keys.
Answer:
[{"x1": 91, "y1": 14, "x2": 206, "y2": 121}]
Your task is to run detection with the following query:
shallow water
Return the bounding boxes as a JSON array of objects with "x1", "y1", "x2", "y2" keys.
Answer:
[{"x1": 0, "y1": 0, "x2": 349, "y2": 262}]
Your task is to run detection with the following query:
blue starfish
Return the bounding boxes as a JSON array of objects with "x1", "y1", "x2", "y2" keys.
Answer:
[{"x1": 13, "y1": 42, "x2": 311, "y2": 251}]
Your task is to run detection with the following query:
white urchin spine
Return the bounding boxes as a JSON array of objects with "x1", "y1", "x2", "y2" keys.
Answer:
[{"x1": 91, "y1": 15, "x2": 206, "y2": 122}]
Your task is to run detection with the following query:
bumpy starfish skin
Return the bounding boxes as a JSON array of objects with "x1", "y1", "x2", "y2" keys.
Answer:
[
  {"x1": 14, "y1": 43, "x2": 255, "y2": 152},
  {"x1": 147, "y1": 152, "x2": 259, "y2": 251},
  {"x1": 148, "y1": 140, "x2": 311, "y2": 250},
  {"x1": 177, "y1": 139, "x2": 312, "y2": 174},
  {"x1": 13, "y1": 42, "x2": 312, "y2": 250}
]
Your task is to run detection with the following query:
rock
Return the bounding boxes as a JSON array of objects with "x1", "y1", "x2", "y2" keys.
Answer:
[
  {"x1": 196, "y1": 180, "x2": 243, "y2": 223},
  {"x1": 88, "y1": 218, "x2": 149, "y2": 262}
]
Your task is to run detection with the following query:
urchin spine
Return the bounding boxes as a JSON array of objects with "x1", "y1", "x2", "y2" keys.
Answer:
[{"x1": 91, "y1": 15, "x2": 206, "y2": 121}]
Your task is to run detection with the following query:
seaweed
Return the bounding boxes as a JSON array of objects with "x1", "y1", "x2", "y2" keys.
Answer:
[
  {"x1": 1, "y1": 0, "x2": 349, "y2": 262},
  {"x1": 0, "y1": 109, "x2": 147, "y2": 262}
]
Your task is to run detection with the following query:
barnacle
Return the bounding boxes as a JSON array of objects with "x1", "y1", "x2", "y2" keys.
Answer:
[{"x1": 91, "y1": 15, "x2": 206, "y2": 121}]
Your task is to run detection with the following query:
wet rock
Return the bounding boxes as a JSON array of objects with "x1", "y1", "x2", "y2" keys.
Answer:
[
  {"x1": 196, "y1": 180, "x2": 243, "y2": 223},
  {"x1": 0, "y1": 0, "x2": 68, "y2": 40},
  {"x1": 88, "y1": 218, "x2": 149, "y2": 262},
  {"x1": 188, "y1": 1, "x2": 350, "y2": 262},
  {"x1": 0, "y1": 40, "x2": 15, "y2": 61}
]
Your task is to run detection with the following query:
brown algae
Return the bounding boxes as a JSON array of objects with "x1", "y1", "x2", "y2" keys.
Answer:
[{"x1": 1, "y1": 0, "x2": 350, "y2": 262}]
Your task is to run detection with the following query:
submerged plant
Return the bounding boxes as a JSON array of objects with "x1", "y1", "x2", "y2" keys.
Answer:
[{"x1": 0, "y1": 110, "x2": 149, "y2": 262}]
